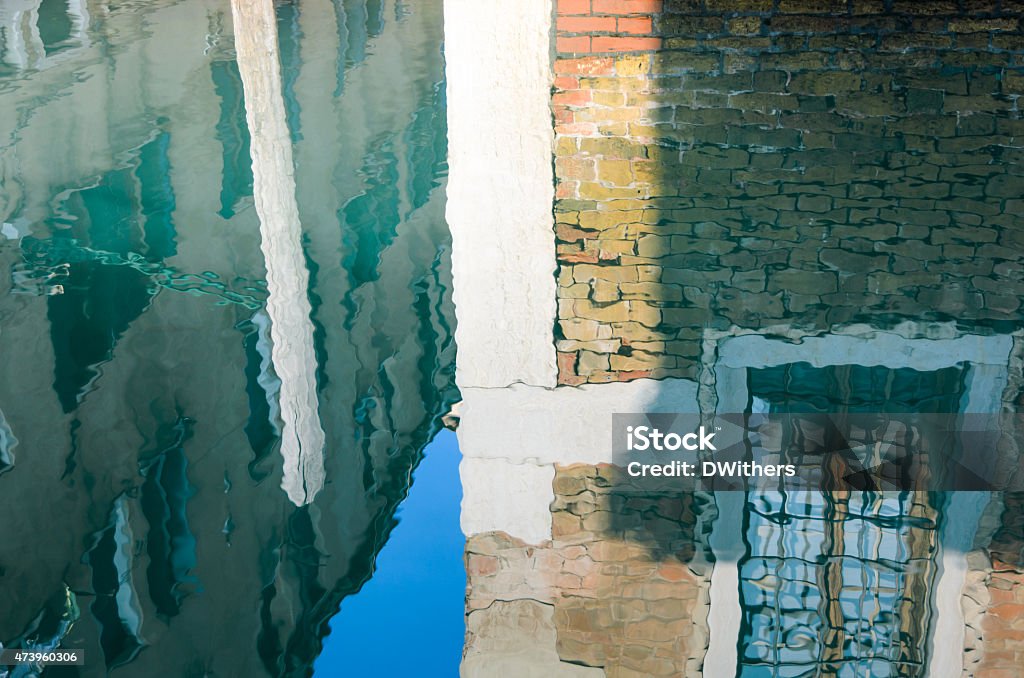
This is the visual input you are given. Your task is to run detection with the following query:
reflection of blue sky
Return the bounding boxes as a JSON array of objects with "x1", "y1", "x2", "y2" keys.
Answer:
[{"x1": 315, "y1": 430, "x2": 465, "y2": 677}]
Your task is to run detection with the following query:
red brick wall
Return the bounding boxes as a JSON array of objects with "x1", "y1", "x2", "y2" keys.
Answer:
[
  {"x1": 549, "y1": 0, "x2": 1024, "y2": 386},
  {"x1": 553, "y1": 0, "x2": 664, "y2": 145},
  {"x1": 556, "y1": 0, "x2": 663, "y2": 54}
]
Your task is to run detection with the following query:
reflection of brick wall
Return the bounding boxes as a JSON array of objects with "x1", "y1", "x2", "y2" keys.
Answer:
[
  {"x1": 973, "y1": 492, "x2": 1024, "y2": 675},
  {"x1": 551, "y1": 0, "x2": 1024, "y2": 385},
  {"x1": 465, "y1": 465, "x2": 712, "y2": 676},
  {"x1": 977, "y1": 564, "x2": 1024, "y2": 676}
]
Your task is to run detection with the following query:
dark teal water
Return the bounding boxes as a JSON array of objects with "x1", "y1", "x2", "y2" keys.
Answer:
[{"x1": 0, "y1": 1, "x2": 458, "y2": 676}]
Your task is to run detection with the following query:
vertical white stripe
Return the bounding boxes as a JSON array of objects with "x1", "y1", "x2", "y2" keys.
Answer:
[
  {"x1": 230, "y1": 0, "x2": 326, "y2": 506},
  {"x1": 705, "y1": 491, "x2": 744, "y2": 676},
  {"x1": 444, "y1": 0, "x2": 557, "y2": 389},
  {"x1": 927, "y1": 491, "x2": 989, "y2": 678}
]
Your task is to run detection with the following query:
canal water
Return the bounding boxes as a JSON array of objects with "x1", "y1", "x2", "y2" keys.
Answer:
[
  {"x1": 1, "y1": 1, "x2": 1022, "y2": 678},
  {"x1": 0, "y1": 0, "x2": 461, "y2": 675}
]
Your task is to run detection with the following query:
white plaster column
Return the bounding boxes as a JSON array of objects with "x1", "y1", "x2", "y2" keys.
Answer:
[
  {"x1": 445, "y1": 0, "x2": 560, "y2": 547},
  {"x1": 444, "y1": 0, "x2": 557, "y2": 391},
  {"x1": 928, "y1": 491, "x2": 990, "y2": 678}
]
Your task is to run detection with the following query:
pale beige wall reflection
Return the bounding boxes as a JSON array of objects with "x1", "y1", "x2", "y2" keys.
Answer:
[{"x1": 230, "y1": 0, "x2": 325, "y2": 506}]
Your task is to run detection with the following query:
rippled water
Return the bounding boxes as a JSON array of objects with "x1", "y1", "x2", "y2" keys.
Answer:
[
  {"x1": 3, "y1": 2, "x2": 1024, "y2": 677},
  {"x1": 0, "y1": 1, "x2": 457, "y2": 675}
]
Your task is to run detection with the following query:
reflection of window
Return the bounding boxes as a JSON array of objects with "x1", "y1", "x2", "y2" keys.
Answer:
[
  {"x1": 276, "y1": 1, "x2": 303, "y2": 142},
  {"x1": 86, "y1": 497, "x2": 145, "y2": 668},
  {"x1": 139, "y1": 418, "x2": 199, "y2": 619},
  {"x1": 46, "y1": 168, "x2": 154, "y2": 412},
  {"x1": 211, "y1": 59, "x2": 254, "y2": 219},
  {"x1": 25, "y1": 132, "x2": 176, "y2": 411},
  {"x1": 739, "y1": 491, "x2": 938, "y2": 677},
  {"x1": 736, "y1": 361, "x2": 953, "y2": 675},
  {"x1": 748, "y1": 362, "x2": 969, "y2": 415},
  {"x1": 366, "y1": 0, "x2": 384, "y2": 38},
  {"x1": 36, "y1": 0, "x2": 73, "y2": 54}
]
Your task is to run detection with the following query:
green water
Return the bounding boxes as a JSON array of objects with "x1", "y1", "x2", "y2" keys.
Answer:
[{"x1": 0, "y1": 1, "x2": 456, "y2": 675}]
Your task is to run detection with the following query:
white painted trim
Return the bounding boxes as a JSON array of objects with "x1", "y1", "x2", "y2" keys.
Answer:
[
  {"x1": 456, "y1": 378, "x2": 699, "y2": 541},
  {"x1": 457, "y1": 379, "x2": 699, "y2": 466},
  {"x1": 704, "y1": 327, "x2": 1011, "y2": 675},
  {"x1": 444, "y1": 0, "x2": 558, "y2": 389},
  {"x1": 713, "y1": 329, "x2": 1013, "y2": 413},
  {"x1": 705, "y1": 491, "x2": 744, "y2": 676},
  {"x1": 460, "y1": 457, "x2": 555, "y2": 544},
  {"x1": 927, "y1": 492, "x2": 989, "y2": 678}
]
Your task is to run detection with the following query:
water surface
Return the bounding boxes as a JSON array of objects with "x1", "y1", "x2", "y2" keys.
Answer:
[{"x1": 0, "y1": 1, "x2": 456, "y2": 675}]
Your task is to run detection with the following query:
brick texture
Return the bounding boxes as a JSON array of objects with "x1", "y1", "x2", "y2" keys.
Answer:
[
  {"x1": 465, "y1": 465, "x2": 712, "y2": 676},
  {"x1": 551, "y1": 0, "x2": 1024, "y2": 386}
]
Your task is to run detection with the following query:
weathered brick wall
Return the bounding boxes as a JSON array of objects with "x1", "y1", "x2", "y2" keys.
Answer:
[
  {"x1": 976, "y1": 564, "x2": 1024, "y2": 676},
  {"x1": 552, "y1": 0, "x2": 1024, "y2": 385},
  {"x1": 971, "y1": 492, "x2": 1024, "y2": 676},
  {"x1": 465, "y1": 465, "x2": 713, "y2": 676}
]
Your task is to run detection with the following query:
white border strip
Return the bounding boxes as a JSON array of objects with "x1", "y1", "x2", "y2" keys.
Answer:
[{"x1": 445, "y1": 0, "x2": 557, "y2": 389}]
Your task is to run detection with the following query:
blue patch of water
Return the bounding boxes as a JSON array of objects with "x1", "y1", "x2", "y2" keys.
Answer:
[{"x1": 315, "y1": 429, "x2": 465, "y2": 677}]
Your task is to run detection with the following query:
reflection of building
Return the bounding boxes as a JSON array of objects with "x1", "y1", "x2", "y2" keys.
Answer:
[
  {"x1": 0, "y1": 1, "x2": 455, "y2": 676},
  {"x1": 447, "y1": 1, "x2": 1024, "y2": 676},
  {"x1": 0, "y1": 0, "x2": 89, "y2": 71}
]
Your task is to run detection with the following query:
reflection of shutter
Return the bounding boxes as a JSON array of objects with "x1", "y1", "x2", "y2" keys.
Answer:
[
  {"x1": 211, "y1": 59, "x2": 255, "y2": 219},
  {"x1": 137, "y1": 132, "x2": 178, "y2": 261},
  {"x1": 36, "y1": 0, "x2": 71, "y2": 54}
]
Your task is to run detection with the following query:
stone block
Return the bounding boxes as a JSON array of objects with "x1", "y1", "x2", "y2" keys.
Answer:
[
  {"x1": 728, "y1": 92, "x2": 796, "y2": 113},
  {"x1": 574, "y1": 299, "x2": 631, "y2": 323},
  {"x1": 727, "y1": 16, "x2": 763, "y2": 35},
  {"x1": 637, "y1": 234, "x2": 672, "y2": 257},
  {"x1": 868, "y1": 271, "x2": 942, "y2": 292},
  {"x1": 769, "y1": 269, "x2": 839, "y2": 295},
  {"x1": 706, "y1": 0, "x2": 773, "y2": 11},
  {"x1": 578, "y1": 350, "x2": 612, "y2": 375},
  {"x1": 797, "y1": 195, "x2": 833, "y2": 213},
  {"x1": 573, "y1": 263, "x2": 640, "y2": 283},
  {"x1": 986, "y1": 174, "x2": 1024, "y2": 198},
  {"x1": 819, "y1": 248, "x2": 888, "y2": 273},
  {"x1": 591, "y1": 278, "x2": 621, "y2": 302},
  {"x1": 620, "y1": 282, "x2": 684, "y2": 301},
  {"x1": 777, "y1": 0, "x2": 847, "y2": 12},
  {"x1": 949, "y1": 18, "x2": 1018, "y2": 33},
  {"x1": 579, "y1": 210, "x2": 644, "y2": 231},
  {"x1": 657, "y1": 15, "x2": 725, "y2": 37},
  {"x1": 661, "y1": 307, "x2": 710, "y2": 327},
  {"x1": 610, "y1": 352, "x2": 675, "y2": 371},
  {"x1": 599, "y1": 159, "x2": 635, "y2": 186},
  {"x1": 790, "y1": 72, "x2": 864, "y2": 96},
  {"x1": 610, "y1": 322, "x2": 675, "y2": 342}
]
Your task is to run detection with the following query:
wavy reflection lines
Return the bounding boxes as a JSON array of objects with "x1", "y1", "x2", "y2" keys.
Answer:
[{"x1": 231, "y1": 0, "x2": 324, "y2": 506}]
